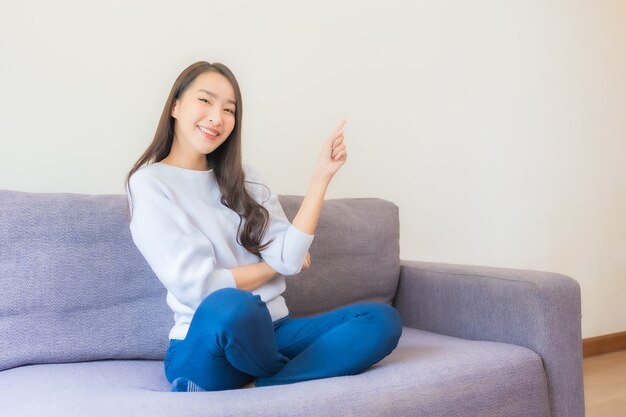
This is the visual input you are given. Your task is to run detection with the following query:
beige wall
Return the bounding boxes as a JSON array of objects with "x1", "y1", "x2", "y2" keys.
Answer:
[{"x1": 1, "y1": 0, "x2": 624, "y2": 339}]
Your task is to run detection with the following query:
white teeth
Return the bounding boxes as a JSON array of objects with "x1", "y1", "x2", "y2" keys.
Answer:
[{"x1": 198, "y1": 126, "x2": 218, "y2": 136}]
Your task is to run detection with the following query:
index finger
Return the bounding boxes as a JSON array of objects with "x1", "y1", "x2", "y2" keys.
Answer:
[{"x1": 332, "y1": 118, "x2": 347, "y2": 137}]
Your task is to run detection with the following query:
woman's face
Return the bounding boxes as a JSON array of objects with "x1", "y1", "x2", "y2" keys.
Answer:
[{"x1": 170, "y1": 71, "x2": 237, "y2": 160}]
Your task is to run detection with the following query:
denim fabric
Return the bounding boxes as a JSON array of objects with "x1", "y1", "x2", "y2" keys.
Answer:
[{"x1": 164, "y1": 288, "x2": 402, "y2": 391}]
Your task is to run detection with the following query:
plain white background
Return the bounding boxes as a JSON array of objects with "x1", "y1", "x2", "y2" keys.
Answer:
[{"x1": 1, "y1": 0, "x2": 624, "y2": 339}]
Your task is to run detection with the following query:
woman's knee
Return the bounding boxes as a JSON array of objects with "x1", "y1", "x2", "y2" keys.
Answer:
[
  {"x1": 195, "y1": 287, "x2": 268, "y2": 328},
  {"x1": 364, "y1": 303, "x2": 403, "y2": 346}
]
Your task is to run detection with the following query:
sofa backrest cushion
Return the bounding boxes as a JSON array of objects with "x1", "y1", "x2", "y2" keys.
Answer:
[
  {"x1": 279, "y1": 196, "x2": 400, "y2": 317},
  {"x1": 0, "y1": 190, "x2": 172, "y2": 371},
  {"x1": 0, "y1": 190, "x2": 399, "y2": 370}
]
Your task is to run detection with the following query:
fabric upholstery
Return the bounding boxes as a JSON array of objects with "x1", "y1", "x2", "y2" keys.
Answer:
[
  {"x1": 0, "y1": 328, "x2": 550, "y2": 417},
  {"x1": 279, "y1": 196, "x2": 400, "y2": 317},
  {"x1": 394, "y1": 260, "x2": 584, "y2": 417},
  {"x1": 0, "y1": 190, "x2": 171, "y2": 371}
]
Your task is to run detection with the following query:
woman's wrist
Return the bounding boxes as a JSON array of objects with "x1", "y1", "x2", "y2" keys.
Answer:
[
  {"x1": 308, "y1": 177, "x2": 329, "y2": 198},
  {"x1": 311, "y1": 171, "x2": 333, "y2": 187}
]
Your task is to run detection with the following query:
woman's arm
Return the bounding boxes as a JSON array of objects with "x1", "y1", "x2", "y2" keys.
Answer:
[
  {"x1": 292, "y1": 118, "x2": 348, "y2": 235},
  {"x1": 232, "y1": 254, "x2": 310, "y2": 292},
  {"x1": 235, "y1": 119, "x2": 347, "y2": 291},
  {"x1": 230, "y1": 262, "x2": 280, "y2": 291}
]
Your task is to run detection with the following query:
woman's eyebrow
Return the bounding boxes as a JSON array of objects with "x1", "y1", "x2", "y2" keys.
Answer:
[{"x1": 197, "y1": 89, "x2": 236, "y2": 106}]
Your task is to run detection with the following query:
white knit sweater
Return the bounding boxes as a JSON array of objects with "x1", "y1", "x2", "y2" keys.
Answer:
[{"x1": 126, "y1": 162, "x2": 314, "y2": 340}]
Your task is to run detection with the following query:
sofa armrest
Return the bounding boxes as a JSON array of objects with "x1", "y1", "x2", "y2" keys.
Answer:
[{"x1": 393, "y1": 260, "x2": 584, "y2": 417}]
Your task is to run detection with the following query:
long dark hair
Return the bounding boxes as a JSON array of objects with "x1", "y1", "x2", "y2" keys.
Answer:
[{"x1": 125, "y1": 61, "x2": 272, "y2": 256}]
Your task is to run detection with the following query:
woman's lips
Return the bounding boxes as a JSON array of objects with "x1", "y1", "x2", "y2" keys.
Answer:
[{"x1": 198, "y1": 125, "x2": 220, "y2": 140}]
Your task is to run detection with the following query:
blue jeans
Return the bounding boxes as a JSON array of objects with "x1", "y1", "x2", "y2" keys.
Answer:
[{"x1": 164, "y1": 287, "x2": 402, "y2": 391}]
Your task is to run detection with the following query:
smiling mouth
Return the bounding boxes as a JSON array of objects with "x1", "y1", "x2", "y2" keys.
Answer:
[{"x1": 198, "y1": 125, "x2": 220, "y2": 139}]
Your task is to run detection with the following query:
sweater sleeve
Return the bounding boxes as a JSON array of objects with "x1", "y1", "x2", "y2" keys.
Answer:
[
  {"x1": 126, "y1": 171, "x2": 236, "y2": 310},
  {"x1": 245, "y1": 165, "x2": 314, "y2": 276}
]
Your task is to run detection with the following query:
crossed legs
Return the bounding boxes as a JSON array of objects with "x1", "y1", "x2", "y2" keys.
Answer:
[{"x1": 164, "y1": 288, "x2": 402, "y2": 391}]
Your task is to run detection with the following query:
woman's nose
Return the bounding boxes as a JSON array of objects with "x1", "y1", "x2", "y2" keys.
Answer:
[{"x1": 209, "y1": 108, "x2": 222, "y2": 125}]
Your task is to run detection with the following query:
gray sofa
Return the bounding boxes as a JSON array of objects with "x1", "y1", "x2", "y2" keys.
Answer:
[{"x1": 0, "y1": 189, "x2": 584, "y2": 417}]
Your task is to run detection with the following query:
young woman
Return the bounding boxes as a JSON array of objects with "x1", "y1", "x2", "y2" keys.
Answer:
[{"x1": 125, "y1": 61, "x2": 402, "y2": 392}]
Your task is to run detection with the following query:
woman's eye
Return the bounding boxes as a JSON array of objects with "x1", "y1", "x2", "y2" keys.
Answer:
[
  {"x1": 199, "y1": 98, "x2": 209, "y2": 104},
  {"x1": 225, "y1": 108, "x2": 235, "y2": 114}
]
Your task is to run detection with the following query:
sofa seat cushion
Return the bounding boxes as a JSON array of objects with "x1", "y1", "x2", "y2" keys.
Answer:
[{"x1": 0, "y1": 328, "x2": 550, "y2": 417}]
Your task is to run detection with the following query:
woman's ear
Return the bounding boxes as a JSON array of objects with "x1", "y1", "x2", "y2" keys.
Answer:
[{"x1": 170, "y1": 99, "x2": 179, "y2": 119}]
